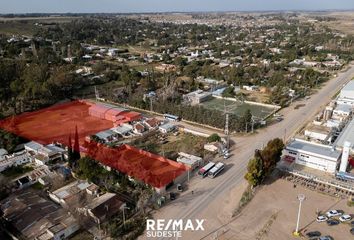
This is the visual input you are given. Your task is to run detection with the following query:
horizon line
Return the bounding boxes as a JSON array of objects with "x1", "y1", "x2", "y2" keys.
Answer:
[{"x1": 1, "y1": 8, "x2": 354, "y2": 15}]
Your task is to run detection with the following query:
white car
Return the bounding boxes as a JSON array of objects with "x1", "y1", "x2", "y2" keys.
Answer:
[
  {"x1": 316, "y1": 215, "x2": 328, "y2": 222},
  {"x1": 339, "y1": 214, "x2": 352, "y2": 222},
  {"x1": 326, "y1": 210, "x2": 343, "y2": 218}
]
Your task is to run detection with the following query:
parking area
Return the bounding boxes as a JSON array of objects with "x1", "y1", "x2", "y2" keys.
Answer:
[{"x1": 217, "y1": 179, "x2": 354, "y2": 240}]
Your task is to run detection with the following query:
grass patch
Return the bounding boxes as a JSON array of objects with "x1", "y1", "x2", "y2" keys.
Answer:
[
  {"x1": 2, "y1": 165, "x2": 33, "y2": 179},
  {"x1": 31, "y1": 182, "x2": 44, "y2": 190}
]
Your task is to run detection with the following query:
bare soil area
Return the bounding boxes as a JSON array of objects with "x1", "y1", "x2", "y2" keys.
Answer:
[{"x1": 221, "y1": 179, "x2": 353, "y2": 240}]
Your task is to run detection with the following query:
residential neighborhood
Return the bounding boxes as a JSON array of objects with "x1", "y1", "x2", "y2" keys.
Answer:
[{"x1": 1, "y1": 2, "x2": 354, "y2": 240}]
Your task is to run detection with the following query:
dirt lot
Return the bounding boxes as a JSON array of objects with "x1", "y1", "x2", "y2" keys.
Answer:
[{"x1": 220, "y1": 179, "x2": 353, "y2": 240}]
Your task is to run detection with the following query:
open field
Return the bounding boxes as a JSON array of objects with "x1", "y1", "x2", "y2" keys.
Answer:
[
  {"x1": 309, "y1": 11, "x2": 354, "y2": 35},
  {"x1": 201, "y1": 97, "x2": 276, "y2": 119},
  {"x1": 0, "y1": 17, "x2": 79, "y2": 35},
  {"x1": 0, "y1": 101, "x2": 113, "y2": 145}
]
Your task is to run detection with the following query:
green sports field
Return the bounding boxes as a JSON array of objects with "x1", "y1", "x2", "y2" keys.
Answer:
[{"x1": 201, "y1": 98, "x2": 276, "y2": 120}]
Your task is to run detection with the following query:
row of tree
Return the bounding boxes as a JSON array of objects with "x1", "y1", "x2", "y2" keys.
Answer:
[{"x1": 127, "y1": 95, "x2": 254, "y2": 132}]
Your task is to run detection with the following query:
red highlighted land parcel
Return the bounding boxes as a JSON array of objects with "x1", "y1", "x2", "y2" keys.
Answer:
[{"x1": 0, "y1": 100, "x2": 187, "y2": 188}]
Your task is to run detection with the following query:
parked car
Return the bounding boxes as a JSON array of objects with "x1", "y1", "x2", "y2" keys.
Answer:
[
  {"x1": 326, "y1": 219, "x2": 340, "y2": 226},
  {"x1": 319, "y1": 236, "x2": 333, "y2": 240},
  {"x1": 326, "y1": 210, "x2": 343, "y2": 218},
  {"x1": 306, "y1": 231, "x2": 321, "y2": 238},
  {"x1": 177, "y1": 184, "x2": 183, "y2": 192},
  {"x1": 223, "y1": 152, "x2": 230, "y2": 159},
  {"x1": 169, "y1": 192, "x2": 176, "y2": 201},
  {"x1": 316, "y1": 215, "x2": 328, "y2": 222},
  {"x1": 339, "y1": 214, "x2": 352, "y2": 222},
  {"x1": 350, "y1": 228, "x2": 354, "y2": 235},
  {"x1": 351, "y1": 220, "x2": 354, "y2": 227}
]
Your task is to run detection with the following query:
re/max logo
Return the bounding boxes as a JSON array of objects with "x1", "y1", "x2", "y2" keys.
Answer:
[{"x1": 146, "y1": 219, "x2": 205, "y2": 231}]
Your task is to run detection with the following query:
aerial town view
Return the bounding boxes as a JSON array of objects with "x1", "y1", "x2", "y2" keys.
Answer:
[{"x1": 1, "y1": 0, "x2": 354, "y2": 240}]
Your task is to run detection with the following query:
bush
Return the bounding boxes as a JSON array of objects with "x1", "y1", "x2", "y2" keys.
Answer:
[{"x1": 207, "y1": 133, "x2": 221, "y2": 143}]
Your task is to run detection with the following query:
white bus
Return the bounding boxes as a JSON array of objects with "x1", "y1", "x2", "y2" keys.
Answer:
[
  {"x1": 198, "y1": 162, "x2": 215, "y2": 178},
  {"x1": 208, "y1": 162, "x2": 225, "y2": 178},
  {"x1": 164, "y1": 114, "x2": 181, "y2": 121}
]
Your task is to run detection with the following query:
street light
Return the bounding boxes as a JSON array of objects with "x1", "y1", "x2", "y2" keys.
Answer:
[
  {"x1": 293, "y1": 194, "x2": 305, "y2": 236},
  {"x1": 120, "y1": 204, "x2": 130, "y2": 229}
]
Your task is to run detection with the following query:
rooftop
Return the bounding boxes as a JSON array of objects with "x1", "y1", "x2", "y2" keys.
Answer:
[
  {"x1": 51, "y1": 180, "x2": 92, "y2": 201},
  {"x1": 159, "y1": 122, "x2": 176, "y2": 130},
  {"x1": 83, "y1": 142, "x2": 188, "y2": 188},
  {"x1": 335, "y1": 118, "x2": 354, "y2": 148},
  {"x1": 334, "y1": 104, "x2": 352, "y2": 113},
  {"x1": 0, "y1": 190, "x2": 76, "y2": 239},
  {"x1": 286, "y1": 138, "x2": 341, "y2": 161}
]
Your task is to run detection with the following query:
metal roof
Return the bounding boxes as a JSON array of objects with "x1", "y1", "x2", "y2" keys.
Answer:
[
  {"x1": 335, "y1": 118, "x2": 354, "y2": 148},
  {"x1": 112, "y1": 124, "x2": 133, "y2": 134},
  {"x1": 95, "y1": 130, "x2": 116, "y2": 139},
  {"x1": 24, "y1": 141, "x2": 43, "y2": 151},
  {"x1": 334, "y1": 104, "x2": 352, "y2": 113},
  {"x1": 286, "y1": 139, "x2": 341, "y2": 161}
]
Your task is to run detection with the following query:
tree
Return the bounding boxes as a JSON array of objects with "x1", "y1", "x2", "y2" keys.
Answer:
[
  {"x1": 207, "y1": 133, "x2": 221, "y2": 143},
  {"x1": 222, "y1": 86, "x2": 236, "y2": 98},
  {"x1": 244, "y1": 138, "x2": 284, "y2": 186},
  {"x1": 244, "y1": 155, "x2": 264, "y2": 187},
  {"x1": 67, "y1": 134, "x2": 74, "y2": 168},
  {"x1": 260, "y1": 138, "x2": 284, "y2": 174},
  {"x1": 71, "y1": 126, "x2": 81, "y2": 168}
]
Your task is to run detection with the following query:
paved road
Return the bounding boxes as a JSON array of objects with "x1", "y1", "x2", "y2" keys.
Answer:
[{"x1": 150, "y1": 64, "x2": 354, "y2": 240}]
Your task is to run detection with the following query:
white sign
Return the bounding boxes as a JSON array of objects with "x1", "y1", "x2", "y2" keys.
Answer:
[{"x1": 146, "y1": 219, "x2": 205, "y2": 238}]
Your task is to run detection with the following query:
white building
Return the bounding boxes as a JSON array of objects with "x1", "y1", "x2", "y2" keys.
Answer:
[
  {"x1": 337, "y1": 81, "x2": 354, "y2": 106},
  {"x1": 25, "y1": 141, "x2": 66, "y2": 166},
  {"x1": 242, "y1": 85, "x2": 259, "y2": 91},
  {"x1": 335, "y1": 118, "x2": 354, "y2": 152},
  {"x1": 0, "y1": 150, "x2": 31, "y2": 172},
  {"x1": 159, "y1": 122, "x2": 176, "y2": 134},
  {"x1": 304, "y1": 125, "x2": 332, "y2": 143},
  {"x1": 176, "y1": 152, "x2": 202, "y2": 170},
  {"x1": 283, "y1": 139, "x2": 341, "y2": 174},
  {"x1": 183, "y1": 90, "x2": 212, "y2": 105},
  {"x1": 332, "y1": 104, "x2": 352, "y2": 120}
]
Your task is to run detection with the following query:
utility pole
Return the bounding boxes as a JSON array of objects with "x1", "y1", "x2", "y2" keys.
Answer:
[
  {"x1": 95, "y1": 86, "x2": 100, "y2": 101},
  {"x1": 251, "y1": 116, "x2": 254, "y2": 133},
  {"x1": 294, "y1": 194, "x2": 305, "y2": 236},
  {"x1": 121, "y1": 205, "x2": 130, "y2": 229},
  {"x1": 150, "y1": 97, "x2": 153, "y2": 112},
  {"x1": 224, "y1": 101, "x2": 230, "y2": 149}
]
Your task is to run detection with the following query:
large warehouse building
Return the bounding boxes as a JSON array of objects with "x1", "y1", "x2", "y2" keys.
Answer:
[
  {"x1": 337, "y1": 80, "x2": 354, "y2": 106},
  {"x1": 335, "y1": 118, "x2": 354, "y2": 151},
  {"x1": 283, "y1": 138, "x2": 341, "y2": 174},
  {"x1": 88, "y1": 102, "x2": 142, "y2": 126}
]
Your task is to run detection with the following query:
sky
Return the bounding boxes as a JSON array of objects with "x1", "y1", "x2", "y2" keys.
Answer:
[{"x1": 1, "y1": 0, "x2": 354, "y2": 14}]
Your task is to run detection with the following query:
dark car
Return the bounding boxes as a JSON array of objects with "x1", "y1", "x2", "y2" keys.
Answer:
[
  {"x1": 350, "y1": 228, "x2": 354, "y2": 235},
  {"x1": 169, "y1": 192, "x2": 176, "y2": 200},
  {"x1": 337, "y1": 210, "x2": 345, "y2": 215},
  {"x1": 351, "y1": 220, "x2": 354, "y2": 227},
  {"x1": 326, "y1": 219, "x2": 340, "y2": 226},
  {"x1": 177, "y1": 184, "x2": 183, "y2": 192},
  {"x1": 306, "y1": 231, "x2": 321, "y2": 238}
]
